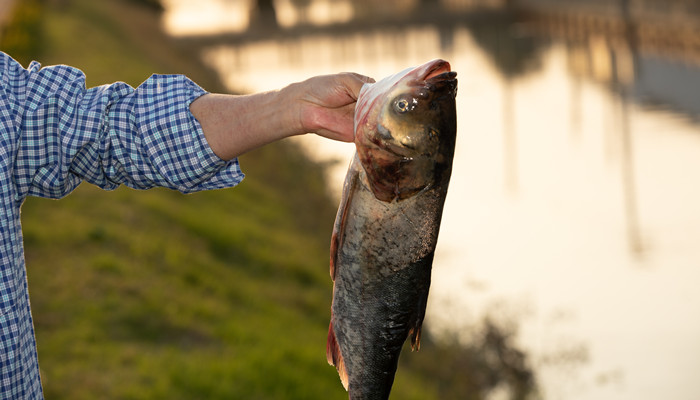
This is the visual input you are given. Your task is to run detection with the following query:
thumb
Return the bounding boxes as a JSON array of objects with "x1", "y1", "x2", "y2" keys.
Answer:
[{"x1": 343, "y1": 73, "x2": 375, "y2": 100}]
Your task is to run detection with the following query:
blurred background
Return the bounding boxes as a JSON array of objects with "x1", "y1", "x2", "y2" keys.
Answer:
[{"x1": 2, "y1": 0, "x2": 700, "y2": 399}]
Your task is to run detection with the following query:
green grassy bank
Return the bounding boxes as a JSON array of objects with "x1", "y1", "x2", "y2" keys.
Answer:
[{"x1": 5, "y1": 0, "x2": 536, "y2": 398}]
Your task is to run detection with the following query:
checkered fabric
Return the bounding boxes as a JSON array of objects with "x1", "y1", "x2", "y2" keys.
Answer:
[{"x1": 0, "y1": 52, "x2": 244, "y2": 398}]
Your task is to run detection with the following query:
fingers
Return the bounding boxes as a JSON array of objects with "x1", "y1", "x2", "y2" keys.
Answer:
[
  {"x1": 306, "y1": 102, "x2": 356, "y2": 143},
  {"x1": 296, "y1": 72, "x2": 375, "y2": 142},
  {"x1": 340, "y1": 72, "x2": 375, "y2": 100},
  {"x1": 325, "y1": 102, "x2": 357, "y2": 142},
  {"x1": 324, "y1": 73, "x2": 372, "y2": 141}
]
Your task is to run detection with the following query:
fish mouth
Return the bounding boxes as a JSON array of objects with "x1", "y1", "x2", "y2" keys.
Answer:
[
  {"x1": 413, "y1": 59, "x2": 457, "y2": 92},
  {"x1": 423, "y1": 60, "x2": 452, "y2": 81},
  {"x1": 427, "y1": 70, "x2": 457, "y2": 84}
]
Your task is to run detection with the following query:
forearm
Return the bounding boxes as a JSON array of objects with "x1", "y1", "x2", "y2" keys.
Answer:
[{"x1": 190, "y1": 89, "x2": 301, "y2": 160}]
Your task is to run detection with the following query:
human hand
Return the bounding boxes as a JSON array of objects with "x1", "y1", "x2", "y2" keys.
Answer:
[{"x1": 290, "y1": 73, "x2": 375, "y2": 142}]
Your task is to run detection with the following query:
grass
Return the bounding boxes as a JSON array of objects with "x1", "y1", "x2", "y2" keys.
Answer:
[{"x1": 13, "y1": 0, "x2": 537, "y2": 398}]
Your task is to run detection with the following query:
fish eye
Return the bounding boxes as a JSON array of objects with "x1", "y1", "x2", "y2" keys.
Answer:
[{"x1": 395, "y1": 99, "x2": 410, "y2": 113}]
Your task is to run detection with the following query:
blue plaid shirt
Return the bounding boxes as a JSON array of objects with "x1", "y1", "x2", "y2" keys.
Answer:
[{"x1": 0, "y1": 52, "x2": 244, "y2": 398}]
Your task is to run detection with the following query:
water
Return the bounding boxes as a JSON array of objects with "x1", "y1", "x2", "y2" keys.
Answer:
[{"x1": 163, "y1": 2, "x2": 700, "y2": 399}]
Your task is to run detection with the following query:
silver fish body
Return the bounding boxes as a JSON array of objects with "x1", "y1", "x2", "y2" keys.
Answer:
[{"x1": 327, "y1": 59, "x2": 458, "y2": 400}]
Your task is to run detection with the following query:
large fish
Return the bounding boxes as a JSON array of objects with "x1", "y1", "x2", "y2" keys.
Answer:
[{"x1": 326, "y1": 59, "x2": 458, "y2": 399}]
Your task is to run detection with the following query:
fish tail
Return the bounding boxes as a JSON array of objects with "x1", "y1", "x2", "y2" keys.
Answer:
[{"x1": 326, "y1": 321, "x2": 349, "y2": 390}]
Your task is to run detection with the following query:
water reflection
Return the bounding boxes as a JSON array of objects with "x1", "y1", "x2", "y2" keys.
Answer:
[
  {"x1": 164, "y1": 2, "x2": 700, "y2": 399},
  {"x1": 161, "y1": 0, "x2": 251, "y2": 35}
]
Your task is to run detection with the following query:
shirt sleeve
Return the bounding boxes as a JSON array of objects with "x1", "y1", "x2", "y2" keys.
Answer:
[{"x1": 1, "y1": 52, "x2": 244, "y2": 200}]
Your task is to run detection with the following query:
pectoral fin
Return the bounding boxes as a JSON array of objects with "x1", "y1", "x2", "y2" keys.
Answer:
[
  {"x1": 409, "y1": 260, "x2": 433, "y2": 352},
  {"x1": 330, "y1": 154, "x2": 360, "y2": 281}
]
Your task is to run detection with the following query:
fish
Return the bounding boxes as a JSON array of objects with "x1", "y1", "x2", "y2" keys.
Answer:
[{"x1": 326, "y1": 59, "x2": 458, "y2": 400}]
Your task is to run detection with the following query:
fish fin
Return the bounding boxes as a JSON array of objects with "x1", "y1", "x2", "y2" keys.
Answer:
[
  {"x1": 410, "y1": 257, "x2": 434, "y2": 352},
  {"x1": 329, "y1": 233, "x2": 340, "y2": 281},
  {"x1": 330, "y1": 154, "x2": 360, "y2": 281},
  {"x1": 326, "y1": 322, "x2": 349, "y2": 390},
  {"x1": 409, "y1": 325, "x2": 423, "y2": 351}
]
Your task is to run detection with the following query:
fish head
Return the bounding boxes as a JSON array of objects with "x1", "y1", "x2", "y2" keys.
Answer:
[{"x1": 354, "y1": 59, "x2": 457, "y2": 202}]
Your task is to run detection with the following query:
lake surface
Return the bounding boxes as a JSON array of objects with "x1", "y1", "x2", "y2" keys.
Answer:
[{"x1": 163, "y1": 2, "x2": 700, "y2": 399}]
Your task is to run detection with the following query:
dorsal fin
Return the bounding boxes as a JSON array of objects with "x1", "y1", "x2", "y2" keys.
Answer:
[{"x1": 326, "y1": 321, "x2": 348, "y2": 390}]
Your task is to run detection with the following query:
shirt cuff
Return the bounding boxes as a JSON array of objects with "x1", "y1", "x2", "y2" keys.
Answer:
[
  {"x1": 185, "y1": 91, "x2": 245, "y2": 193},
  {"x1": 136, "y1": 74, "x2": 245, "y2": 194}
]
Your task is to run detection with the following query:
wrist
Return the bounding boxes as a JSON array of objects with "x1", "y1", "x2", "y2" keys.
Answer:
[{"x1": 278, "y1": 81, "x2": 308, "y2": 137}]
